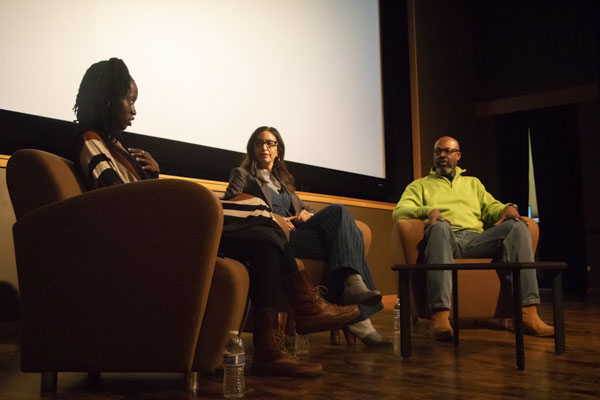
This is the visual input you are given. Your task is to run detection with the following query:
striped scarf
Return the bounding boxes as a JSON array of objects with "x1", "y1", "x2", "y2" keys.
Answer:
[{"x1": 220, "y1": 196, "x2": 286, "y2": 245}]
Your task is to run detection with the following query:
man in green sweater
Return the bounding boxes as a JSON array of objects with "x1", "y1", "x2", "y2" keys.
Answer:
[{"x1": 393, "y1": 136, "x2": 553, "y2": 340}]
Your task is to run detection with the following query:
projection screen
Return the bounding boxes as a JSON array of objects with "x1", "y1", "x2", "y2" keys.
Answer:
[{"x1": 0, "y1": 0, "x2": 385, "y2": 178}]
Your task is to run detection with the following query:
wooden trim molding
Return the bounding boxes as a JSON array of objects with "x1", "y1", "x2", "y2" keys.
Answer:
[
  {"x1": 159, "y1": 174, "x2": 395, "y2": 210},
  {"x1": 1, "y1": 155, "x2": 395, "y2": 211},
  {"x1": 407, "y1": 0, "x2": 421, "y2": 180},
  {"x1": 475, "y1": 84, "x2": 599, "y2": 117}
]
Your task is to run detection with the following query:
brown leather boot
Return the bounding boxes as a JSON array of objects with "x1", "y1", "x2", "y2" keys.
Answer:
[
  {"x1": 522, "y1": 305, "x2": 554, "y2": 337},
  {"x1": 430, "y1": 309, "x2": 453, "y2": 341},
  {"x1": 251, "y1": 308, "x2": 323, "y2": 377},
  {"x1": 284, "y1": 270, "x2": 360, "y2": 334}
]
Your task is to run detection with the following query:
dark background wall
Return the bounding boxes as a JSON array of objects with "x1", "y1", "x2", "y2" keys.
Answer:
[
  {"x1": 472, "y1": 1, "x2": 598, "y2": 101},
  {"x1": 411, "y1": 0, "x2": 599, "y2": 296}
]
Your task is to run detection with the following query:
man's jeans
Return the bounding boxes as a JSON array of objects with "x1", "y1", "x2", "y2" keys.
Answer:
[{"x1": 424, "y1": 219, "x2": 540, "y2": 310}]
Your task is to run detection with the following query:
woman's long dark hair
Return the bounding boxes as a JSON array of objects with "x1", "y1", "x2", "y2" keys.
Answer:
[
  {"x1": 73, "y1": 58, "x2": 132, "y2": 142},
  {"x1": 241, "y1": 126, "x2": 296, "y2": 192}
]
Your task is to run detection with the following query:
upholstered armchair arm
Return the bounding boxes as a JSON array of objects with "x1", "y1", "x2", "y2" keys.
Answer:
[
  {"x1": 273, "y1": 214, "x2": 290, "y2": 239},
  {"x1": 355, "y1": 220, "x2": 372, "y2": 255},
  {"x1": 391, "y1": 219, "x2": 426, "y2": 265},
  {"x1": 519, "y1": 216, "x2": 539, "y2": 251},
  {"x1": 13, "y1": 179, "x2": 223, "y2": 372}
]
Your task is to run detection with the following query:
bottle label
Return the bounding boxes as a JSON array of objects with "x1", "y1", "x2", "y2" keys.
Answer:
[
  {"x1": 393, "y1": 310, "x2": 400, "y2": 318},
  {"x1": 223, "y1": 353, "x2": 245, "y2": 366}
]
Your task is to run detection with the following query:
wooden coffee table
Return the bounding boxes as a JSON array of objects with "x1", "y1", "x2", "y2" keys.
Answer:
[{"x1": 391, "y1": 262, "x2": 568, "y2": 370}]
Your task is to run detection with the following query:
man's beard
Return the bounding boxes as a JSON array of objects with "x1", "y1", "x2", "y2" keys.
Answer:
[{"x1": 435, "y1": 165, "x2": 454, "y2": 177}]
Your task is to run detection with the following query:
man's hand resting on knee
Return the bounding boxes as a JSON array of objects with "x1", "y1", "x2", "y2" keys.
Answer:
[
  {"x1": 494, "y1": 203, "x2": 528, "y2": 226},
  {"x1": 427, "y1": 209, "x2": 450, "y2": 226}
]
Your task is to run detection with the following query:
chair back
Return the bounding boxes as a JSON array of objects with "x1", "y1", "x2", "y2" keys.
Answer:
[{"x1": 6, "y1": 149, "x2": 84, "y2": 220}]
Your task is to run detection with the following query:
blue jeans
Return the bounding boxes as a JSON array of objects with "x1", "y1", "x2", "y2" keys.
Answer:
[
  {"x1": 424, "y1": 219, "x2": 540, "y2": 310},
  {"x1": 289, "y1": 204, "x2": 383, "y2": 321}
]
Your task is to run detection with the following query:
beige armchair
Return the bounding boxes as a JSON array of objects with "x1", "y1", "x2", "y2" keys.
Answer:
[
  {"x1": 6, "y1": 149, "x2": 249, "y2": 392},
  {"x1": 391, "y1": 217, "x2": 539, "y2": 320}
]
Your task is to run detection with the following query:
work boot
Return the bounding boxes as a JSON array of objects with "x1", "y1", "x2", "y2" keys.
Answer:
[
  {"x1": 251, "y1": 308, "x2": 322, "y2": 377},
  {"x1": 430, "y1": 309, "x2": 453, "y2": 341},
  {"x1": 522, "y1": 305, "x2": 554, "y2": 337},
  {"x1": 284, "y1": 270, "x2": 360, "y2": 334}
]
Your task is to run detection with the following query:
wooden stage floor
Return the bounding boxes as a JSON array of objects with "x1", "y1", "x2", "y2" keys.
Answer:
[{"x1": 1, "y1": 295, "x2": 599, "y2": 399}]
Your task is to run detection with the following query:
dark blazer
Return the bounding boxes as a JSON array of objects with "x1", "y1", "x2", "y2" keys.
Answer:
[{"x1": 223, "y1": 167, "x2": 309, "y2": 215}]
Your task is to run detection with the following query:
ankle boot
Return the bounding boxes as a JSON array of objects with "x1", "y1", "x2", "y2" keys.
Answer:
[
  {"x1": 430, "y1": 309, "x2": 453, "y2": 341},
  {"x1": 284, "y1": 270, "x2": 360, "y2": 334},
  {"x1": 344, "y1": 318, "x2": 391, "y2": 347},
  {"x1": 342, "y1": 274, "x2": 382, "y2": 306},
  {"x1": 251, "y1": 308, "x2": 322, "y2": 377},
  {"x1": 522, "y1": 305, "x2": 554, "y2": 337}
]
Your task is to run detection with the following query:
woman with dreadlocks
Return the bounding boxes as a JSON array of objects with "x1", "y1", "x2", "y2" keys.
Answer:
[
  {"x1": 72, "y1": 58, "x2": 359, "y2": 377},
  {"x1": 73, "y1": 58, "x2": 158, "y2": 189}
]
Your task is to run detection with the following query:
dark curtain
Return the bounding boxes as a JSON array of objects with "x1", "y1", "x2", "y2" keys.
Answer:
[
  {"x1": 491, "y1": 106, "x2": 587, "y2": 296},
  {"x1": 529, "y1": 105, "x2": 587, "y2": 297},
  {"x1": 493, "y1": 112, "x2": 530, "y2": 211}
]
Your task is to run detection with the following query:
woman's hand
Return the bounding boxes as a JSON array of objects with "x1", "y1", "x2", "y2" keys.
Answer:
[
  {"x1": 283, "y1": 216, "x2": 297, "y2": 231},
  {"x1": 295, "y1": 209, "x2": 311, "y2": 224},
  {"x1": 283, "y1": 210, "x2": 311, "y2": 230},
  {"x1": 128, "y1": 147, "x2": 160, "y2": 174}
]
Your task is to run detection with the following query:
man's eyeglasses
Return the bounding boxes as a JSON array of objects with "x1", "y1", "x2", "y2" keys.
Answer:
[
  {"x1": 254, "y1": 140, "x2": 278, "y2": 149},
  {"x1": 433, "y1": 147, "x2": 460, "y2": 156}
]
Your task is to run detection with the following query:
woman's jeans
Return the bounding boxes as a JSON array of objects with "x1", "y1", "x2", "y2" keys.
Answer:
[{"x1": 289, "y1": 204, "x2": 383, "y2": 321}]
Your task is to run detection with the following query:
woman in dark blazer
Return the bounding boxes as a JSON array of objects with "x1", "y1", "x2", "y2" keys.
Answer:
[{"x1": 224, "y1": 126, "x2": 390, "y2": 346}]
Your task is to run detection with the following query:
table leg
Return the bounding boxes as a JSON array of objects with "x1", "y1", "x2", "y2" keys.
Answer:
[
  {"x1": 398, "y1": 270, "x2": 411, "y2": 359},
  {"x1": 452, "y1": 269, "x2": 459, "y2": 347},
  {"x1": 512, "y1": 270, "x2": 525, "y2": 370},
  {"x1": 552, "y1": 271, "x2": 566, "y2": 354}
]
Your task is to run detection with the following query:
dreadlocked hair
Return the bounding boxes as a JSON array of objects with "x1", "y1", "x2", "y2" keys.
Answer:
[
  {"x1": 241, "y1": 126, "x2": 296, "y2": 192},
  {"x1": 73, "y1": 58, "x2": 132, "y2": 142}
]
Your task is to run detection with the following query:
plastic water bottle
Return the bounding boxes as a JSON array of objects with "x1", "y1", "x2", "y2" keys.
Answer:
[
  {"x1": 223, "y1": 330, "x2": 245, "y2": 398},
  {"x1": 392, "y1": 297, "x2": 401, "y2": 354},
  {"x1": 393, "y1": 297, "x2": 401, "y2": 333}
]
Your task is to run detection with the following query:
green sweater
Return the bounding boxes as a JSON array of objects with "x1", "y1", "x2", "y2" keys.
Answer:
[{"x1": 392, "y1": 167, "x2": 506, "y2": 232}]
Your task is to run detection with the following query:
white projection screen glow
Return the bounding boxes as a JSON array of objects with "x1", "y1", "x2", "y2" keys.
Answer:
[{"x1": 0, "y1": 0, "x2": 385, "y2": 178}]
